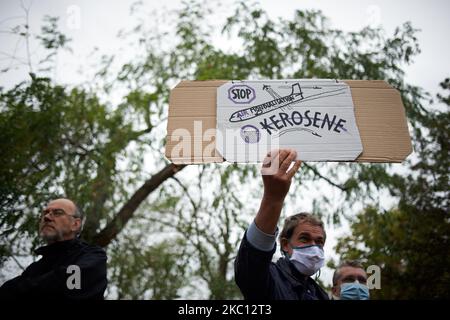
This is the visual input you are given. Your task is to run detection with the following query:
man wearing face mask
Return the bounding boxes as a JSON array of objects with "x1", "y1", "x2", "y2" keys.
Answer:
[
  {"x1": 331, "y1": 260, "x2": 370, "y2": 300},
  {"x1": 234, "y1": 149, "x2": 329, "y2": 300}
]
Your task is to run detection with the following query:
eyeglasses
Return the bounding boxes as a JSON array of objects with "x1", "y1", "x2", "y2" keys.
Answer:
[{"x1": 40, "y1": 208, "x2": 79, "y2": 219}]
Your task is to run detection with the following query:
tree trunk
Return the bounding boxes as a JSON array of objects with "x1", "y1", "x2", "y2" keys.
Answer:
[{"x1": 92, "y1": 163, "x2": 186, "y2": 247}]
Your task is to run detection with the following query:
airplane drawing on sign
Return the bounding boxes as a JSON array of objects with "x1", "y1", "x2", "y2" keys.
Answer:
[{"x1": 229, "y1": 82, "x2": 347, "y2": 123}]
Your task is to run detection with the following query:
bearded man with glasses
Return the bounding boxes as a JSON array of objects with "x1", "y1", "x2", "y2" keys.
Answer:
[{"x1": 0, "y1": 198, "x2": 107, "y2": 300}]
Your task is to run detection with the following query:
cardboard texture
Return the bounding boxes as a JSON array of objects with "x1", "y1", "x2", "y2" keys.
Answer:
[{"x1": 165, "y1": 80, "x2": 412, "y2": 164}]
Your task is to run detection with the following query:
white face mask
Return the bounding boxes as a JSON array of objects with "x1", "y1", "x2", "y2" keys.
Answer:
[{"x1": 288, "y1": 245, "x2": 325, "y2": 276}]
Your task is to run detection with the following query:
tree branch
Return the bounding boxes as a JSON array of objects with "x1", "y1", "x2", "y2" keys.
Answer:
[
  {"x1": 303, "y1": 163, "x2": 348, "y2": 191},
  {"x1": 92, "y1": 162, "x2": 186, "y2": 247},
  {"x1": 11, "y1": 254, "x2": 25, "y2": 271},
  {"x1": 20, "y1": 0, "x2": 33, "y2": 73},
  {"x1": 170, "y1": 176, "x2": 198, "y2": 212}
]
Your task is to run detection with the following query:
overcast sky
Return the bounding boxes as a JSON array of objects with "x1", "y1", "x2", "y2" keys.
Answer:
[
  {"x1": 1, "y1": 0, "x2": 448, "y2": 294},
  {"x1": 1, "y1": 0, "x2": 449, "y2": 95}
]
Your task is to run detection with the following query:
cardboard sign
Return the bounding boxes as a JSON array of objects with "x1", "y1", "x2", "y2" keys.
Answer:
[
  {"x1": 216, "y1": 80, "x2": 363, "y2": 162},
  {"x1": 165, "y1": 80, "x2": 412, "y2": 164}
]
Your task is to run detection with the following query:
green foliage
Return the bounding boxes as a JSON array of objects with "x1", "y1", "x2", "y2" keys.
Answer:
[
  {"x1": 108, "y1": 235, "x2": 188, "y2": 299},
  {"x1": 0, "y1": 72, "x2": 159, "y2": 255},
  {"x1": 36, "y1": 16, "x2": 72, "y2": 73},
  {"x1": 37, "y1": 16, "x2": 71, "y2": 51},
  {"x1": 336, "y1": 205, "x2": 450, "y2": 299},
  {"x1": 1, "y1": 0, "x2": 445, "y2": 299},
  {"x1": 147, "y1": 164, "x2": 253, "y2": 299},
  {"x1": 335, "y1": 79, "x2": 449, "y2": 299}
]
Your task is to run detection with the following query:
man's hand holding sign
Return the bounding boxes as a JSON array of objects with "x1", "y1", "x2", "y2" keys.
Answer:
[{"x1": 256, "y1": 149, "x2": 302, "y2": 235}]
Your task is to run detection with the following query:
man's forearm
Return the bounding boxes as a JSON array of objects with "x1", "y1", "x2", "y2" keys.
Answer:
[
  {"x1": 254, "y1": 149, "x2": 301, "y2": 236},
  {"x1": 254, "y1": 194, "x2": 285, "y2": 235}
]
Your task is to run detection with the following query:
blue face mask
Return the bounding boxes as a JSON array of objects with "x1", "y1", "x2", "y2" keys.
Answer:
[{"x1": 340, "y1": 282, "x2": 370, "y2": 300}]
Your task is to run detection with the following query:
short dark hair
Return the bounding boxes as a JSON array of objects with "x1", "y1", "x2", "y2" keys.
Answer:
[
  {"x1": 332, "y1": 260, "x2": 364, "y2": 286},
  {"x1": 279, "y1": 212, "x2": 326, "y2": 245}
]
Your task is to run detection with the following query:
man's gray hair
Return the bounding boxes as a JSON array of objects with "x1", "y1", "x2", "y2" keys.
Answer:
[
  {"x1": 73, "y1": 203, "x2": 85, "y2": 236},
  {"x1": 332, "y1": 260, "x2": 364, "y2": 286}
]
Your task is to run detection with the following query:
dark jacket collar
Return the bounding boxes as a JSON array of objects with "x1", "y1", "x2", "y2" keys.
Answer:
[
  {"x1": 276, "y1": 257, "x2": 329, "y2": 300},
  {"x1": 276, "y1": 256, "x2": 310, "y2": 287},
  {"x1": 35, "y1": 238, "x2": 79, "y2": 256}
]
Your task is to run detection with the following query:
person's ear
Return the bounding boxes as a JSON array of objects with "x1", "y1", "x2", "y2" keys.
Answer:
[
  {"x1": 280, "y1": 238, "x2": 289, "y2": 254},
  {"x1": 331, "y1": 285, "x2": 339, "y2": 297},
  {"x1": 71, "y1": 218, "x2": 81, "y2": 233}
]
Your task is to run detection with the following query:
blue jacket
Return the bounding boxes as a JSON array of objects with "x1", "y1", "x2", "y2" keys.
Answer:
[{"x1": 235, "y1": 231, "x2": 329, "y2": 300}]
